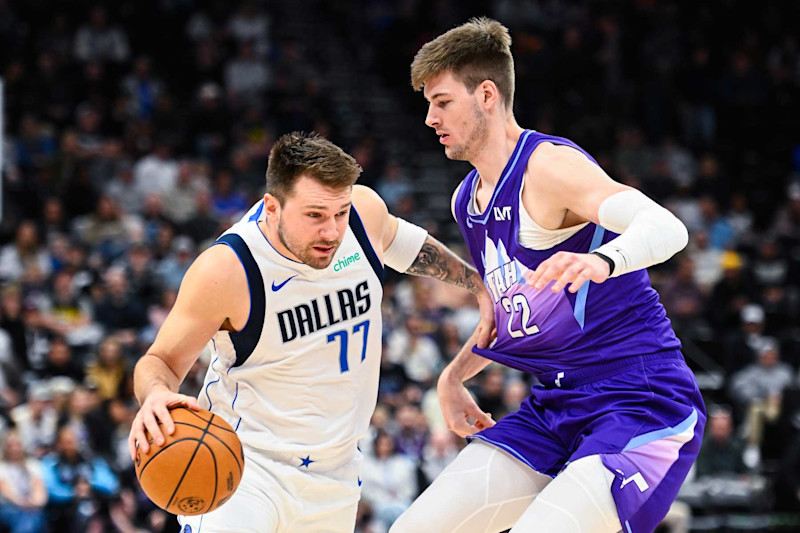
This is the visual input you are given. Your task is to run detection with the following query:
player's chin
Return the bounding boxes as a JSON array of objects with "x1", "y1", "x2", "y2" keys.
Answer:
[{"x1": 306, "y1": 246, "x2": 338, "y2": 269}]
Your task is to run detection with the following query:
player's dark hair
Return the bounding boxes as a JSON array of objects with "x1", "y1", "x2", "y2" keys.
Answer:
[
  {"x1": 411, "y1": 17, "x2": 515, "y2": 110},
  {"x1": 266, "y1": 132, "x2": 362, "y2": 204}
]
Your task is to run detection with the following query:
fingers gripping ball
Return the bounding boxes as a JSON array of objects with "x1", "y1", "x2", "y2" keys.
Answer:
[{"x1": 134, "y1": 407, "x2": 244, "y2": 515}]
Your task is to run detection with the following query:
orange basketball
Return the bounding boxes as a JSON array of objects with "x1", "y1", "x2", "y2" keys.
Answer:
[{"x1": 134, "y1": 406, "x2": 244, "y2": 515}]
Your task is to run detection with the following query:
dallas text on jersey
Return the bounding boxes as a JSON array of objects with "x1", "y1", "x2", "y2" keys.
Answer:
[{"x1": 276, "y1": 281, "x2": 372, "y2": 343}]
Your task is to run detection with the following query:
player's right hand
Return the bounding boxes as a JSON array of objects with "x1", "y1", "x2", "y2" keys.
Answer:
[
  {"x1": 437, "y1": 373, "x2": 495, "y2": 438},
  {"x1": 128, "y1": 388, "x2": 201, "y2": 461}
]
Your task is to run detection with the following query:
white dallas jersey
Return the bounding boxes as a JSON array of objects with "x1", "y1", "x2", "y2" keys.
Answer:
[{"x1": 199, "y1": 201, "x2": 384, "y2": 458}]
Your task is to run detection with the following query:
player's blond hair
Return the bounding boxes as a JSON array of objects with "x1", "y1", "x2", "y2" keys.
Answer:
[
  {"x1": 266, "y1": 132, "x2": 362, "y2": 204},
  {"x1": 411, "y1": 18, "x2": 514, "y2": 110}
]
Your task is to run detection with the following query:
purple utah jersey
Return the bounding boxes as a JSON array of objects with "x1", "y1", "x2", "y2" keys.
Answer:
[
  {"x1": 454, "y1": 129, "x2": 681, "y2": 375},
  {"x1": 454, "y1": 130, "x2": 705, "y2": 533}
]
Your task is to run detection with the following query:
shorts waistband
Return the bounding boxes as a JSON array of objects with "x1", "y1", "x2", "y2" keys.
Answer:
[
  {"x1": 243, "y1": 442, "x2": 358, "y2": 471},
  {"x1": 535, "y1": 350, "x2": 684, "y2": 390}
]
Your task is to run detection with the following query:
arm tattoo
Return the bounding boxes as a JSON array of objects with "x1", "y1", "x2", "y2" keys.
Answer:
[{"x1": 407, "y1": 238, "x2": 482, "y2": 294}]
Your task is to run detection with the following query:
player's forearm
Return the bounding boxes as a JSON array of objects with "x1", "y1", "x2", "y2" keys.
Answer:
[
  {"x1": 440, "y1": 330, "x2": 493, "y2": 384},
  {"x1": 406, "y1": 235, "x2": 483, "y2": 294},
  {"x1": 133, "y1": 354, "x2": 182, "y2": 405}
]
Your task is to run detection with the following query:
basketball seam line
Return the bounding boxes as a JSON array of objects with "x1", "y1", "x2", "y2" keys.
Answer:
[
  {"x1": 139, "y1": 437, "x2": 207, "y2": 479},
  {"x1": 166, "y1": 416, "x2": 215, "y2": 511},
  {"x1": 197, "y1": 426, "x2": 244, "y2": 475},
  {"x1": 180, "y1": 409, "x2": 236, "y2": 433}
]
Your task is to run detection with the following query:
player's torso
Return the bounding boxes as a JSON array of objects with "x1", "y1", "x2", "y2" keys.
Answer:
[
  {"x1": 455, "y1": 130, "x2": 680, "y2": 374},
  {"x1": 202, "y1": 204, "x2": 384, "y2": 455}
]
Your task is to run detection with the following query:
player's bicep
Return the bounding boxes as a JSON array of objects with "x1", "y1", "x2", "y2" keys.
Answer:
[{"x1": 146, "y1": 246, "x2": 245, "y2": 381}]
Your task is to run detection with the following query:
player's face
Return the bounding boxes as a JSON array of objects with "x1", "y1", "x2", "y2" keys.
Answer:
[
  {"x1": 424, "y1": 71, "x2": 489, "y2": 162},
  {"x1": 270, "y1": 176, "x2": 352, "y2": 269}
]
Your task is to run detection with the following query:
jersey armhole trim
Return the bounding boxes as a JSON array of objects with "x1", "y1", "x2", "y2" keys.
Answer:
[
  {"x1": 349, "y1": 207, "x2": 385, "y2": 284},
  {"x1": 213, "y1": 234, "x2": 266, "y2": 367}
]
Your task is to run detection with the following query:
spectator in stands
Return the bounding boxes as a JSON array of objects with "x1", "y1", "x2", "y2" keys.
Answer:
[
  {"x1": 85, "y1": 337, "x2": 129, "y2": 401},
  {"x1": 0, "y1": 430, "x2": 47, "y2": 533},
  {"x1": 386, "y1": 314, "x2": 442, "y2": 386},
  {"x1": 94, "y1": 268, "x2": 147, "y2": 347},
  {"x1": 156, "y1": 235, "x2": 196, "y2": 292},
  {"x1": 729, "y1": 338, "x2": 794, "y2": 463},
  {"x1": 420, "y1": 429, "x2": 459, "y2": 489},
  {"x1": 73, "y1": 6, "x2": 130, "y2": 64},
  {"x1": 39, "y1": 270, "x2": 103, "y2": 349},
  {"x1": 695, "y1": 404, "x2": 747, "y2": 477},
  {"x1": 133, "y1": 137, "x2": 179, "y2": 199},
  {"x1": 122, "y1": 242, "x2": 162, "y2": 308},
  {"x1": 164, "y1": 160, "x2": 208, "y2": 225},
  {"x1": 475, "y1": 366, "x2": 507, "y2": 421},
  {"x1": 0, "y1": 221, "x2": 52, "y2": 285},
  {"x1": 37, "y1": 337, "x2": 85, "y2": 383},
  {"x1": 9, "y1": 381, "x2": 58, "y2": 458},
  {"x1": 0, "y1": 284, "x2": 31, "y2": 374},
  {"x1": 393, "y1": 403, "x2": 429, "y2": 462},
  {"x1": 687, "y1": 230, "x2": 723, "y2": 292},
  {"x1": 210, "y1": 168, "x2": 249, "y2": 220},
  {"x1": 361, "y1": 430, "x2": 418, "y2": 530},
  {"x1": 41, "y1": 426, "x2": 119, "y2": 532}
]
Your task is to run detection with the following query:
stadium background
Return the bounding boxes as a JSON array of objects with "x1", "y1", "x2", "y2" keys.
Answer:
[{"x1": 0, "y1": 0, "x2": 799, "y2": 531}]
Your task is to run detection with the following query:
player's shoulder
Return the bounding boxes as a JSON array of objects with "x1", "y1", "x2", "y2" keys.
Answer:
[
  {"x1": 351, "y1": 185, "x2": 388, "y2": 227},
  {"x1": 528, "y1": 141, "x2": 584, "y2": 169},
  {"x1": 352, "y1": 185, "x2": 387, "y2": 211},
  {"x1": 526, "y1": 141, "x2": 594, "y2": 190},
  {"x1": 183, "y1": 244, "x2": 247, "y2": 293}
]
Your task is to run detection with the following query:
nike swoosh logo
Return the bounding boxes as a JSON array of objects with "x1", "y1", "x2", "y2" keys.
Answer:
[
  {"x1": 271, "y1": 275, "x2": 297, "y2": 292},
  {"x1": 357, "y1": 477, "x2": 362, "y2": 487}
]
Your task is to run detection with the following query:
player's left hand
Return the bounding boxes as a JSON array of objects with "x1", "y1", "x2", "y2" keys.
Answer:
[
  {"x1": 524, "y1": 252, "x2": 611, "y2": 294},
  {"x1": 475, "y1": 288, "x2": 496, "y2": 349}
]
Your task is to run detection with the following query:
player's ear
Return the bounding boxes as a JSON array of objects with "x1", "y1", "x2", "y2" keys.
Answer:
[
  {"x1": 478, "y1": 80, "x2": 499, "y2": 110},
  {"x1": 264, "y1": 193, "x2": 281, "y2": 218}
]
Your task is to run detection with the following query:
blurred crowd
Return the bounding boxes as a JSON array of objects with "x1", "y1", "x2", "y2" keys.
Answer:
[{"x1": 0, "y1": 0, "x2": 799, "y2": 532}]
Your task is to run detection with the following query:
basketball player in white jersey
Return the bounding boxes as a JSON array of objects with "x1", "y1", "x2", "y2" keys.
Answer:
[{"x1": 127, "y1": 132, "x2": 495, "y2": 533}]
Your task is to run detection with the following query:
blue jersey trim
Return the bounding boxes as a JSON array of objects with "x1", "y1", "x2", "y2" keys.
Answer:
[
  {"x1": 248, "y1": 200, "x2": 264, "y2": 222},
  {"x1": 572, "y1": 225, "x2": 606, "y2": 329},
  {"x1": 203, "y1": 357, "x2": 220, "y2": 410},
  {"x1": 625, "y1": 520, "x2": 633, "y2": 533},
  {"x1": 622, "y1": 408, "x2": 698, "y2": 452},
  {"x1": 348, "y1": 207, "x2": 384, "y2": 284},
  {"x1": 214, "y1": 234, "x2": 266, "y2": 367},
  {"x1": 467, "y1": 130, "x2": 533, "y2": 225}
]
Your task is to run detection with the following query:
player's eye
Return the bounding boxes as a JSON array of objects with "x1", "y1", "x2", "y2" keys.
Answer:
[
  {"x1": 336, "y1": 210, "x2": 349, "y2": 217},
  {"x1": 307, "y1": 212, "x2": 322, "y2": 218}
]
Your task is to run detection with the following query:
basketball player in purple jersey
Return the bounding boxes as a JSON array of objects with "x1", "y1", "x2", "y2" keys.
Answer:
[{"x1": 391, "y1": 18, "x2": 705, "y2": 533}]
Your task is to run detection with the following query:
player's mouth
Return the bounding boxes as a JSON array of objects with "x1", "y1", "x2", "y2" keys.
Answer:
[
  {"x1": 439, "y1": 133, "x2": 450, "y2": 144},
  {"x1": 313, "y1": 245, "x2": 335, "y2": 255}
]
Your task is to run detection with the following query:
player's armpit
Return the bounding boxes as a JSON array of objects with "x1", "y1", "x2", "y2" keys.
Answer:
[{"x1": 144, "y1": 245, "x2": 247, "y2": 384}]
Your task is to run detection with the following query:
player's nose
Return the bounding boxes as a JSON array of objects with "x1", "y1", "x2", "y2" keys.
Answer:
[
  {"x1": 319, "y1": 218, "x2": 339, "y2": 240},
  {"x1": 425, "y1": 105, "x2": 439, "y2": 128}
]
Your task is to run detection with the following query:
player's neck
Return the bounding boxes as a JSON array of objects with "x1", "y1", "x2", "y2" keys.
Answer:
[{"x1": 471, "y1": 121, "x2": 525, "y2": 188}]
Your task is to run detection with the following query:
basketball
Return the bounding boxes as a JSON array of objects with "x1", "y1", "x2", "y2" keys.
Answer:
[{"x1": 134, "y1": 407, "x2": 244, "y2": 516}]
